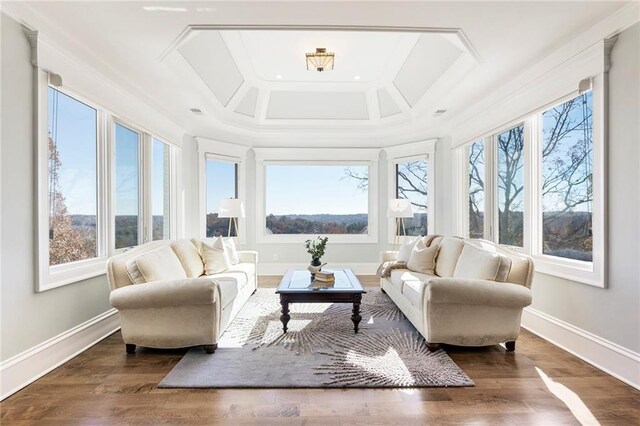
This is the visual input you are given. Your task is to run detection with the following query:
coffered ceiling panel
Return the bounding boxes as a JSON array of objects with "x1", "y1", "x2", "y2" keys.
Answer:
[
  {"x1": 266, "y1": 91, "x2": 369, "y2": 120},
  {"x1": 234, "y1": 87, "x2": 259, "y2": 117},
  {"x1": 393, "y1": 34, "x2": 463, "y2": 107},
  {"x1": 178, "y1": 31, "x2": 244, "y2": 106}
]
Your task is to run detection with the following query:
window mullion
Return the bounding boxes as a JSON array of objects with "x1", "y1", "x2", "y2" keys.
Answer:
[
  {"x1": 96, "y1": 110, "x2": 110, "y2": 258},
  {"x1": 141, "y1": 133, "x2": 152, "y2": 244}
]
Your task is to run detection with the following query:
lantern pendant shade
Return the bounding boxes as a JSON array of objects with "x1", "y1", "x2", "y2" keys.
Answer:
[
  {"x1": 218, "y1": 199, "x2": 245, "y2": 218},
  {"x1": 387, "y1": 198, "x2": 413, "y2": 218},
  {"x1": 306, "y1": 48, "x2": 335, "y2": 72}
]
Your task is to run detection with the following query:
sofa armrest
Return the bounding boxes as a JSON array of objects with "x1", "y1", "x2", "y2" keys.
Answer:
[
  {"x1": 380, "y1": 251, "x2": 399, "y2": 263},
  {"x1": 110, "y1": 277, "x2": 218, "y2": 310},
  {"x1": 237, "y1": 250, "x2": 258, "y2": 264},
  {"x1": 424, "y1": 277, "x2": 532, "y2": 308}
]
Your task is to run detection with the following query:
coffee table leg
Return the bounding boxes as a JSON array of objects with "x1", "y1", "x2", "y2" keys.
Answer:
[
  {"x1": 280, "y1": 294, "x2": 290, "y2": 333},
  {"x1": 351, "y1": 294, "x2": 362, "y2": 334}
]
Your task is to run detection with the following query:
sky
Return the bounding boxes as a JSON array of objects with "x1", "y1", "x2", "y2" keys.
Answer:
[
  {"x1": 50, "y1": 88, "x2": 169, "y2": 217},
  {"x1": 205, "y1": 162, "x2": 369, "y2": 216}
]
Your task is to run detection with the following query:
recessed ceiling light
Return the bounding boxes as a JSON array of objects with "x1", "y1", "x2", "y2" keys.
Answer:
[
  {"x1": 433, "y1": 109, "x2": 448, "y2": 117},
  {"x1": 353, "y1": 75, "x2": 361, "y2": 80},
  {"x1": 275, "y1": 74, "x2": 283, "y2": 80},
  {"x1": 190, "y1": 108, "x2": 204, "y2": 115}
]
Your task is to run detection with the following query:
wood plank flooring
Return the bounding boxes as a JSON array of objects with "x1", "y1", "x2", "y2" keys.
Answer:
[{"x1": 1, "y1": 276, "x2": 638, "y2": 425}]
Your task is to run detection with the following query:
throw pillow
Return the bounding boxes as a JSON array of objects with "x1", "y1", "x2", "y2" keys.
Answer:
[
  {"x1": 224, "y1": 237, "x2": 240, "y2": 265},
  {"x1": 127, "y1": 246, "x2": 188, "y2": 284},
  {"x1": 171, "y1": 239, "x2": 205, "y2": 278},
  {"x1": 453, "y1": 243, "x2": 502, "y2": 281},
  {"x1": 397, "y1": 237, "x2": 421, "y2": 263},
  {"x1": 201, "y1": 237, "x2": 231, "y2": 275},
  {"x1": 406, "y1": 240, "x2": 439, "y2": 275}
]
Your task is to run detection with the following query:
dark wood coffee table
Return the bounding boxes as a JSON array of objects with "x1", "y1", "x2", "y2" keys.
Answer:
[{"x1": 275, "y1": 269, "x2": 366, "y2": 333}]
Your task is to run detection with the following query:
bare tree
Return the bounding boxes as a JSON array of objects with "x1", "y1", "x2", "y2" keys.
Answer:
[{"x1": 48, "y1": 137, "x2": 96, "y2": 265}]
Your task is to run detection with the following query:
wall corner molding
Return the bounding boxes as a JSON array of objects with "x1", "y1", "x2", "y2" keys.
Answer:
[
  {"x1": 0, "y1": 309, "x2": 120, "y2": 401},
  {"x1": 521, "y1": 307, "x2": 640, "y2": 390}
]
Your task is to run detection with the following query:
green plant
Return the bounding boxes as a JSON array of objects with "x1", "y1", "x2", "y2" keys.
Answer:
[{"x1": 305, "y1": 236, "x2": 328, "y2": 260}]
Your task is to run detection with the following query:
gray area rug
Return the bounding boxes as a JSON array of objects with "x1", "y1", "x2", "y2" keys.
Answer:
[{"x1": 159, "y1": 288, "x2": 474, "y2": 388}]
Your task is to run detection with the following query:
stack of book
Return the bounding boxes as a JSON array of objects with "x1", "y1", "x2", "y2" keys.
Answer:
[{"x1": 314, "y1": 271, "x2": 335, "y2": 285}]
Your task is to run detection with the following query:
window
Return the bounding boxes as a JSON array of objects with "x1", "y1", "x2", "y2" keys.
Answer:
[
  {"x1": 265, "y1": 164, "x2": 369, "y2": 235},
  {"x1": 541, "y1": 92, "x2": 593, "y2": 261},
  {"x1": 497, "y1": 125, "x2": 525, "y2": 247},
  {"x1": 38, "y1": 82, "x2": 178, "y2": 291},
  {"x1": 114, "y1": 123, "x2": 141, "y2": 249},
  {"x1": 396, "y1": 160, "x2": 428, "y2": 236},
  {"x1": 47, "y1": 87, "x2": 98, "y2": 266},
  {"x1": 467, "y1": 140, "x2": 485, "y2": 239},
  {"x1": 152, "y1": 139, "x2": 171, "y2": 241},
  {"x1": 459, "y1": 88, "x2": 604, "y2": 286},
  {"x1": 205, "y1": 158, "x2": 238, "y2": 237}
]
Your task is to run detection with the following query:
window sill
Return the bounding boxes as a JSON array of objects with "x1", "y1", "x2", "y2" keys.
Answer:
[
  {"x1": 532, "y1": 254, "x2": 604, "y2": 288},
  {"x1": 38, "y1": 257, "x2": 108, "y2": 292}
]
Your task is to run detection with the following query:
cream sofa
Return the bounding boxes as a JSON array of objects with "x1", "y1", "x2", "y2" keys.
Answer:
[
  {"x1": 107, "y1": 238, "x2": 258, "y2": 354},
  {"x1": 380, "y1": 237, "x2": 533, "y2": 351}
]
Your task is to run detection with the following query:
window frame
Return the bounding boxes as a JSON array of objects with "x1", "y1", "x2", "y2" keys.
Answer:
[
  {"x1": 36, "y1": 76, "x2": 179, "y2": 292},
  {"x1": 457, "y1": 86, "x2": 606, "y2": 287},
  {"x1": 254, "y1": 148, "x2": 380, "y2": 244},
  {"x1": 385, "y1": 140, "x2": 436, "y2": 244}
]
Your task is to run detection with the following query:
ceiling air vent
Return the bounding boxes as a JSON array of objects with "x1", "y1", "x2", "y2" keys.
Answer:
[
  {"x1": 433, "y1": 109, "x2": 447, "y2": 117},
  {"x1": 190, "y1": 108, "x2": 204, "y2": 115}
]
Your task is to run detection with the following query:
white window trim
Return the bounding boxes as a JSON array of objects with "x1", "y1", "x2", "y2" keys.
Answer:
[
  {"x1": 456, "y1": 85, "x2": 607, "y2": 288},
  {"x1": 197, "y1": 138, "x2": 248, "y2": 245},
  {"x1": 385, "y1": 140, "x2": 437, "y2": 244},
  {"x1": 254, "y1": 148, "x2": 380, "y2": 244},
  {"x1": 36, "y1": 78, "x2": 179, "y2": 291}
]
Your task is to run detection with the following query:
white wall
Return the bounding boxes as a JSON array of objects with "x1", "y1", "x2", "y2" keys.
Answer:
[{"x1": 0, "y1": 14, "x2": 113, "y2": 361}]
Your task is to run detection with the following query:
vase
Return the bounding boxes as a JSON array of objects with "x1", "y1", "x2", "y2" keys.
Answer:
[{"x1": 308, "y1": 258, "x2": 322, "y2": 277}]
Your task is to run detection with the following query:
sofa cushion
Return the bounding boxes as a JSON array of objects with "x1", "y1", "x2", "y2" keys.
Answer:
[
  {"x1": 465, "y1": 240, "x2": 513, "y2": 282},
  {"x1": 435, "y1": 237, "x2": 465, "y2": 277},
  {"x1": 402, "y1": 280, "x2": 425, "y2": 309},
  {"x1": 226, "y1": 262, "x2": 256, "y2": 283},
  {"x1": 201, "y1": 237, "x2": 231, "y2": 275},
  {"x1": 453, "y1": 243, "x2": 508, "y2": 281},
  {"x1": 390, "y1": 269, "x2": 434, "y2": 291},
  {"x1": 397, "y1": 237, "x2": 420, "y2": 263},
  {"x1": 407, "y1": 240, "x2": 438, "y2": 275},
  {"x1": 127, "y1": 246, "x2": 187, "y2": 284},
  {"x1": 171, "y1": 239, "x2": 204, "y2": 278}
]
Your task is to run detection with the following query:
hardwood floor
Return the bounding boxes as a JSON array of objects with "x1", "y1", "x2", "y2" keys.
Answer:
[{"x1": 1, "y1": 276, "x2": 638, "y2": 425}]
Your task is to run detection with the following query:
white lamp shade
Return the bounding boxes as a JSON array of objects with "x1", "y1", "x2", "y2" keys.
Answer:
[
  {"x1": 218, "y1": 199, "x2": 245, "y2": 218},
  {"x1": 387, "y1": 198, "x2": 413, "y2": 218}
]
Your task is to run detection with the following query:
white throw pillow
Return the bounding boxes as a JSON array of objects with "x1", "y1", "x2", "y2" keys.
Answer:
[
  {"x1": 126, "y1": 246, "x2": 188, "y2": 284},
  {"x1": 453, "y1": 244, "x2": 502, "y2": 281},
  {"x1": 406, "y1": 240, "x2": 439, "y2": 275},
  {"x1": 224, "y1": 238, "x2": 240, "y2": 265},
  {"x1": 202, "y1": 237, "x2": 231, "y2": 275},
  {"x1": 397, "y1": 237, "x2": 421, "y2": 263}
]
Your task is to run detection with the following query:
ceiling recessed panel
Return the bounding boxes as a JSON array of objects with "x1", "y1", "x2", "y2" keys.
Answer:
[
  {"x1": 377, "y1": 88, "x2": 402, "y2": 118},
  {"x1": 235, "y1": 30, "x2": 415, "y2": 83},
  {"x1": 267, "y1": 91, "x2": 369, "y2": 120},
  {"x1": 394, "y1": 34, "x2": 463, "y2": 107},
  {"x1": 178, "y1": 31, "x2": 244, "y2": 106},
  {"x1": 234, "y1": 87, "x2": 259, "y2": 117}
]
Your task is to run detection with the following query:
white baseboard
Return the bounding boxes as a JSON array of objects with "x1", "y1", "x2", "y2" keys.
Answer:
[
  {"x1": 521, "y1": 307, "x2": 640, "y2": 390},
  {"x1": 0, "y1": 308, "x2": 120, "y2": 401},
  {"x1": 258, "y1": 262, "x2": 379, "y2": 276}
]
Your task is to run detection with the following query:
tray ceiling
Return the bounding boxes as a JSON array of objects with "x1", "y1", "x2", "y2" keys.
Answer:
[{"x1": 164, "y1": 28, "x2": 477, "y2": 128}]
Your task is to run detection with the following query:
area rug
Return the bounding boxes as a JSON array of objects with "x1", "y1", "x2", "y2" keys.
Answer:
[{"x1": 158, "y1": 288, "x2": 474, "y2": 388}]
